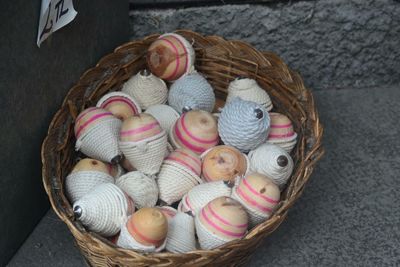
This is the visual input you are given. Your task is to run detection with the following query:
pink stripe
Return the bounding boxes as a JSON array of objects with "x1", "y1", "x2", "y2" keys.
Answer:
[
  {"x1": 160, "y1": 38, "x2": 180, "y2": 80},
  {"x1": 166, "y1": 156, "x2": 200, "y2": 176},
  {"x1": 168, "y1": 35, "x2": 189, "y2": 73},
  {"x1": 101, "y1": 97, "x2": 138, "y2": 114},
  {"x1": 174, "y1": 124, "x2": 206, "y2": 153},
  {"x1": 268, "y1": 132, "x2": 295, "y2": 139},
  {"x1": 129, "y1": 221, "x2": 164, "y2": 245},
  {"x1": 201, "y1": 209, "x2": 244, "y2": 238},
  {"x1": 76, "y1": 112, "x2": 113, "y2": 138},
  {"x1": 76, "y1": 107, "x2": 98, "y2": 123},
  {"x1": 174, "y1": 149, "x2": 201, "y2": 165},
  {"x1": 242, "y1": 178, "x2": 279, "y2": 204},
  {"x1": 180, "y1": 113, "x2": 219, "y2": 144},
  {"x1": 208, "y1": 204, "x2": 247, "y2": 228},
  {"x1": 120, "y1": 122, "x2": 160, "y2": 136},
  {"x1": 236, "y1": 187, "x2": 273, "y2": 213},
  {"x1": 270, "y1": 123, "x2": 292, "y2": 129},
  {"x1": 201, "y1": 168, "x2": 212, "y2": 182},
  {"x1": 185, "y1": 195, "x2": 194, "y2": 210}
]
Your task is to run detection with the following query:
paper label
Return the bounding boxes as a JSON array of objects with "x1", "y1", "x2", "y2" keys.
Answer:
[{"x1": 37, "y1": 0, "x2": 77, "y2": 47}]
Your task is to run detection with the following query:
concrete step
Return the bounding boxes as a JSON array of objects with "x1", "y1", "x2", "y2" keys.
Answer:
[{"x1": 8, "y1": 85, "x2": 400, "y2": 267}]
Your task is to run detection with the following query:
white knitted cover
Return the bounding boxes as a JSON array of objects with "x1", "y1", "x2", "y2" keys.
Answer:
[
  {"x1": 195, "y1": 215, "x2": 232, "y2": 250},
  {"x1": 65, "y1": 170, "x2": 114, "y2": 204},
  {"x1": 166, "y1": 212, "x2": 197, "y2": 253},
  {"x1": 119, "y1": 131, "x2": 168, "y2": 175},
  {"x1": 168, "y1": 72, "x2": 215, "y2": 113},
  {"x1": 122, "y1": 71, "x2": 168, "y2": 110},
  {"x1": 75, "y1": 117, "x2": 122, "y2": 163},
  {"x1": 178, "y1": 181, "x2": 232, "y2": 216},
  {"x1": 218, "y1": 98, "x2": 270, "y2": 152},
  {"x1": 231, "y1": 187, "x2": 269, "y2": 227},
  {"x1": 116, "y1": 171, "x2": 158, "y2": 209},
  {"x1": 145, "y1": 104, "x2": 180, "y2": 132},
  {"x1": 117, "y1": 217, "x2": 166, "y2": 252},
  {"x1": 248, "y1": 143, "x2": 294, "y2": 188},
  {"x1": 267, "y1": 136, "x2": 298, "y2": 153},
  {"x1": 96, "y1": 91, "x2": 142, "y2": 114},
  {"x1": 226, "y1": 78, "x2": 273, "y2": 111},
  {"x1": 156, "y1": 206, "x2": 178, "y2": 222},
  {"x1": 73, "y1": 183, "x2": 129, "y2": 237},
  {"x1": 157, "y1": 161, "x2": 202, "y2": 205}
]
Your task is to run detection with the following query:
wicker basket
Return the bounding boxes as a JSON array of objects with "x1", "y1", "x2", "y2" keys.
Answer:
[{"x1": 41, "y1": 30, "x2": 324, "y2": 267}]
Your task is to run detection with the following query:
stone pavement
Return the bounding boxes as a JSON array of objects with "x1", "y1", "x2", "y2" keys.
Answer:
[{"x1": 8, "y1": 86, "x2": 400, "y2": 267}]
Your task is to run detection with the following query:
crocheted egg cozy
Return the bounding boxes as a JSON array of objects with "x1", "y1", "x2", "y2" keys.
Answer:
[
  {"x1": 115, "y1": 171, "x2": 158, "y2": 209},
  {"x1": 73, "y1": 183, "x2": 134, "y2": 237},
  {"x1": 96, "y1": 91, "x2": 141, "y2": 120},
  {"x1": 165, "y1": 212, "x2": 197, "y2": 253},
  {"x1": 218, "y1": 97, "x2": 270, "y2": 152},
  {"x1": 226, "y1": 78, "x2": 273, "y2": 111},
  {"x1": 248, "y1": 143, "x2": 294, "y2": 188},
  {"x1": 65, "y1": 170, "x2": 114, "y2": 204},
  {"x1": 266, "y1": 112, "x2": 298, "y2": 153},
  {"x1": 168, "y1": 72, "x2": 215, "y2": 113},
  {"x1": 145, "y1": 104, "x2": 180, "y2": 133}
]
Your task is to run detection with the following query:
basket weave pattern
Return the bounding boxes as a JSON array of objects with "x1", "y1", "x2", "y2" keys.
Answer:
[{"x1": 41, "y1": 30, "x2": 324, "y2": 267}]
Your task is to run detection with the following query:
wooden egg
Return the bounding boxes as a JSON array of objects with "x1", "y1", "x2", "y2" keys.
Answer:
[
  {"x1": 147, "y1": 33, "x2": 195, "y2": 81},
  {"x1": 171, "y1": 110, "x2": 219, "y2": 154},
  {"x1": 72, "y1": 158, "x2": 110, "y2": 175},
  {"x1": 74, "y1": 107, "x2": 114, "y2": 139},
  {"x1": 202, "y1": 145, "x2": 247, "y2": 182},
  {"x1": 165, "y1": 148, "x2": 202, "y2": 176},
  {"x1": 120, "y1": 113, "x2": 162, "y2": 142},
  {"x1": 235, "y1": 173, "x2": 280, "y2": 216},
  {"x1": 199, "y1": 196, "x2": 248, "y2": 241},
  {"x1": 97, "y1": 92, "x2": 140, "y2": 120},
  {"x1": 126, "y1": 208, "x2": 168, "y2": 247},
  {"x1": 268, "y1": 113, "x2": 296, "y2": 140}
]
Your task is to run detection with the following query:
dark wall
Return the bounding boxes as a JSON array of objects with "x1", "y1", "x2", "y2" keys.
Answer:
[
  {"x1": 130, "y1": 0, "x2": 400, "y2": 90},
  {"x1": 0, "y1": 1, "x2": 129, "y2": 265}
]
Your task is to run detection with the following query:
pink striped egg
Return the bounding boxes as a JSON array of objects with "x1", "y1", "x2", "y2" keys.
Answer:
[
  {"x1": 147, "y1": 33, "x2": 195, "y2": 81},
  {"x1": 199, "y1": 196, "x2": 248, "y2": 241},
  {"x1": 156, "y1": 206, "x2": 178, "y2": 220},
  {"x1": 267, "y1": 113, "x2": 296, "y2": 141},
  {"x1": 171, "y1": 110, "x2": 219, "y2": 154},
  {"x1": 120, "y1": 113, "x2": 162, "y2": 142},
  {"x1": 97, "y1": 92, "x2": 141, "y2": 120},
  {"x1": 235, "y1": 173, "x2": 280, "y2": 216},
  {"x1": 74, "y1": 107, "x2": 114, "y2": 139},
  {"x1": 165, "y1": 148, "x2": 201, "y2": 176}
]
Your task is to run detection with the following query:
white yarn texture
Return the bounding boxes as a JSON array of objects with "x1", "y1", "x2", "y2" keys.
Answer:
[
  {"x1": 178, "y1": 181, "x2": 232, "y2": 216},
  {"x1": 218, "y1": 97, "x2": 270, "y2": 152},
  {"x1": 231, "y1": 187, "x2": 269, "y2": 227},
  {"x1": 157, "y1": 160, "x2": 202, "y2": 205},
  {"x1": 248, "y1": 143, "x2": 294, "y2": 188},
  {"x1": 122, "y1": 71, "x2": 168, "y2": 110},
  {"x1": 96, "y1": 91, "x2": 142, "y2": 114},
  {"x1": 117, "y1": 217, "x2": 166, "y2": 252},
  {"x1": 195, "y1": 215, "x2": 232, "y2": 250},
  {"x1": 116, "y1": 171, "x2": 158, "y2": 209},
  {"x1": 145, "y1": 104, "x2": 180, "y2": 132},
  {"x1": 73, "y1": 183, "x2": 129, "y2": 237},
  {"x1": 166, "y1": 212, "x2": 197, "y2": 253},
  {"x1": 65, "y1": 171, "x2": 114, "y2": 204},
  {"x1": 168, "y1": 72, "x2": 215, "y2": 113},
  {"x1": 75, "y1": 117, "x2": 122, "y2": 163},
  {"x1": 226, "y1": 78, "x2": 273, "y2": 111},
  {"x1": 119, "y1": 131, "x2": 168, "y2": 175}
]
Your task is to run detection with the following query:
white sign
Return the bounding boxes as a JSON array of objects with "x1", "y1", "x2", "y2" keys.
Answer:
[{"x1": 37, "y1": 0, "x2": 77, "y2": 47}]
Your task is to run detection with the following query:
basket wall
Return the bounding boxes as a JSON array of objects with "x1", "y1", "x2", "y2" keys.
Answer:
[{"x1": 41, "y1": 30, "x2": 324, "y2": 267}]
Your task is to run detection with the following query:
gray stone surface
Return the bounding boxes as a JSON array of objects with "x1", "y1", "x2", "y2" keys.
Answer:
[
  {"x1": 0, "y1": 1, "x2": 128, "y2": 265},
  {"x1": 130, "y1": 0, "x2": 400, "y2": 90},
  {"x1": 8, "y1": 85, "x2": 400, "y2": 266}
]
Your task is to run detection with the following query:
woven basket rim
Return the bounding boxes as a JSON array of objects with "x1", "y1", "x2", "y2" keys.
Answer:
[{"x1": 41, "y1": 29, "x2": 324, "y2": 266}]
